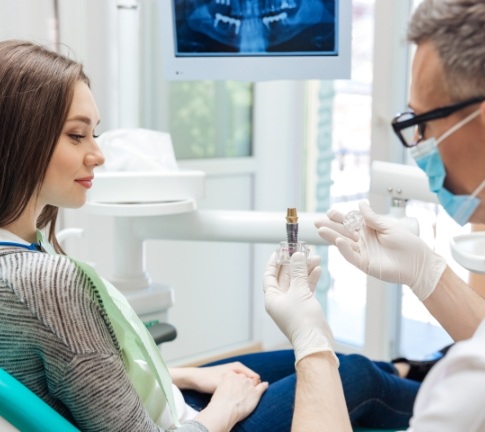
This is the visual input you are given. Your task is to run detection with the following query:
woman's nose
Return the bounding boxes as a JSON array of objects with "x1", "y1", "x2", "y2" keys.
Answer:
[{"x1": 86, "y1": 140, "x2": 105, "y2": 167}]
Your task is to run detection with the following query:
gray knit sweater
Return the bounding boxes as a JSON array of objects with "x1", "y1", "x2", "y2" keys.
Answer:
[{"x1": 0, "y1": 249, "x2": 208, "y2": 432}]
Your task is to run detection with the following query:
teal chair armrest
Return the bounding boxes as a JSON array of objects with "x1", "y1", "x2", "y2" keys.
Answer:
[{"x1": 0, "y1": 368, "x2": 80, "y2": 432}]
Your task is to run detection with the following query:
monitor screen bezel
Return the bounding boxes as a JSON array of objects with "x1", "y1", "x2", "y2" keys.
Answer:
[{"x1": 159, "y1": 0, "x2": 352, "y2": 81}]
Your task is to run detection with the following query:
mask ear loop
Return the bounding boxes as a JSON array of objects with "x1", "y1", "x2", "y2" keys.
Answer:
[
  {"x1": 453, "y1": 176, "x2": 485, "y2": 224},
  {"x1": 470, "y1": 178, "x2": 485, "y2": 200},
  {"x1": 436, "y1": 109, "x2": 481, "y2": 145},
  {"x1": 435, "y1": 109, "x2": 482, "y2": 224}
]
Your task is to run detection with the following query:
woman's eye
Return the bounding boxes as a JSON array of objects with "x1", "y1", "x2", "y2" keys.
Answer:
[{"x1": 69, "y1": 134, "x2": 85, "y2": 142}]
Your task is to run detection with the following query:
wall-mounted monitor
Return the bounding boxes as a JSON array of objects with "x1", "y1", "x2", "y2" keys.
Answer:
[{"x1": 159, "y1": 0, "x2": 352, "y2": 81}]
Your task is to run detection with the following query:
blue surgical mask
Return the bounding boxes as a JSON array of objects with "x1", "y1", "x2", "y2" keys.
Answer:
[{"x1": 410, "y1": 109, "x2": 485, "y2": 226}]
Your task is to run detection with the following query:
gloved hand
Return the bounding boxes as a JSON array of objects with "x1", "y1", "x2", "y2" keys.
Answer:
[
  {"x1": 315, "y1": 200, "x2": 447, "y2": 301},
  {"x1": 263, "y1": 252, "x2": 337, "y2": 365}
]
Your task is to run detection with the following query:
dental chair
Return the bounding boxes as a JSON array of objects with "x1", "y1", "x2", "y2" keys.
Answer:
[{"x1": 147, "y1": 321, "x2": 177, "y2": 344}]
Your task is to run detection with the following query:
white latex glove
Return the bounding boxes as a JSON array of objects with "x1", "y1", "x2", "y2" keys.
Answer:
[
  {"x1": 263, "y1": 252, "x2": 337, "y2": 365},
  {"x1": 315, "y1": 200, "x2": 447, "y2": 301}
]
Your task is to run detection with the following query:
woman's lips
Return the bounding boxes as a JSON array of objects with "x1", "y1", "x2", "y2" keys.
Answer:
[{"x1": 75, "y1": 177, "x2": 93, "y2": 189}]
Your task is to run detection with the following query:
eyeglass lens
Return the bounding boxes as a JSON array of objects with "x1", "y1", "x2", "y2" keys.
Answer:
[
  {"x1": 401, "y1": 124, "x2": 426, "y2": 147},
  {"x1": 396, "y1": 113, "x2": 425, "y2": 146}
]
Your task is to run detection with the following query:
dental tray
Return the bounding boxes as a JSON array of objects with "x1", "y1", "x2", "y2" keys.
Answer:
[{"x1": 450, "y1": 232, "x2": 485, "y2": 274}]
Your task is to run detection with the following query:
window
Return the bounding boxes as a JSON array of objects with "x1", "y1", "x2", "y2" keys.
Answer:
[
  {"x1": 307, "y1": 0, "x2": 375, "y2": 348},
  {"x1": 167, "y1": 81, "x2": 253, "y2": 159}
]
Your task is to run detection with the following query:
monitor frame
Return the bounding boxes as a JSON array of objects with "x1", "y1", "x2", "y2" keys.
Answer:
[{"x1": 159, "y1": 0, "x2": 352, "y2": 81}]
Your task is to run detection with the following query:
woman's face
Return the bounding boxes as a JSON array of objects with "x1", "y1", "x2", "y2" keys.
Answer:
[{"x1": 39, "y1": 81, "x2": 104, "y2": 209}]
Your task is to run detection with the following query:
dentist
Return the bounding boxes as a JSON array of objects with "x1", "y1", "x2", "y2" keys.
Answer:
[{"x1": 265, "y1": 0, "x2": 485, "y2": 431}]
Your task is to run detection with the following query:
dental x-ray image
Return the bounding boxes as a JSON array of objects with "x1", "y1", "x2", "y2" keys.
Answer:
[{"x1": 173, "y1": 0, "x2": 338, "y2": 56}]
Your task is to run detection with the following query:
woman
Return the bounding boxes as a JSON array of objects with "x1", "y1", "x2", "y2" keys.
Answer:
[
  {"x1": 0, "y1": 39, "x2": 426, "y2": 432},
  {"x1": 0, "y1": 39, "x2": 268, "y2": 432}
]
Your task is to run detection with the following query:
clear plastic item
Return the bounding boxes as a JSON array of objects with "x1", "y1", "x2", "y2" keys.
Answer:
[
  {"x1": 275, "y1": 241, "x2": 310, "y2": 265},
  {"x1": 343, "y1": 210, "x2": 364, "y2": 232}
]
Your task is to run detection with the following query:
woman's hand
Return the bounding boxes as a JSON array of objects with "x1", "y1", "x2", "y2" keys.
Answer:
[
  {"x1": 171, "y1": 362, "x2": 262, "y2": 394},
  {"x1": 195, "y1": 370, "x2": 268, "y2": 432}
]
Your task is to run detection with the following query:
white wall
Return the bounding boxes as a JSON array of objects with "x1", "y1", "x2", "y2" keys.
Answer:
[
  {"x1": 57, "y1": 0, "x2": 119, "y2": 133},
  {"x1": 0, "y1": 0, "x2": 54, "y2": 42}
]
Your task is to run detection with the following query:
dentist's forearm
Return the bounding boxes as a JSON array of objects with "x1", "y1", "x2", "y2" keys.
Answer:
[
  {"x1": 424, "y1": 266, "x2": 485, "y2": 341},
  {"x1": 292, "y1": 352, "x2": 352, "y2": 432}
]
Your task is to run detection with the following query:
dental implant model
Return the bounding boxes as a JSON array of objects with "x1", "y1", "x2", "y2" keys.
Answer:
[
  {"x1": 275, "y1": 208, "x2": 309, "y2": 265},
  {"x1": 343, "y1": 210, "x2": 364, "y2": 232},
  {"x1": 286, "y1": 207, "x2": 299, "y2": 252}
]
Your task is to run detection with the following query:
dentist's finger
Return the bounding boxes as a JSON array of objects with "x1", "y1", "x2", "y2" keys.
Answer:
[
  {"x1": 315, "y1": 215, "x2": 360, "y2": 241},
  {"x1": 318, "y1": 227, "x2": 361, "y2": 252},
  {"x1": 307, "y1": 255, "x2": 321, "y2": 274},
  {"x1": 289, "y1": 252, "x2": 309, "y2": 284},
  {"x1": 326, "y1": 208, "x2": 347, "y2": 223},
  {"x1": 308, "y1": 265, "x2": 321, "y2": 293}
]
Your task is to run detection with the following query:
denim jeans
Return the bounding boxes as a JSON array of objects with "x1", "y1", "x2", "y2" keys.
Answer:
[{"x1": 182, "y1": 350, "x2": 419, "y2": 432}]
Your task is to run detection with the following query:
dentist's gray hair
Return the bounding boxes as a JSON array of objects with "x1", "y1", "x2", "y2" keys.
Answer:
[{"x1": 408, "y1": 0, "x2": 485, "y2": 100}]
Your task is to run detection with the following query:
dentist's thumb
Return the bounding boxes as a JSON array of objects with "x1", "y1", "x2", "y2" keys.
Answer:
[{"x1": 290, "y1": 252, "x2": 308, "y2": 289}]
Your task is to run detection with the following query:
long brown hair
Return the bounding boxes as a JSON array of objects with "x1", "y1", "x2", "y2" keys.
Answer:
[{"x1": 0, "y1": 40, "x2": 90, "y2": 253}]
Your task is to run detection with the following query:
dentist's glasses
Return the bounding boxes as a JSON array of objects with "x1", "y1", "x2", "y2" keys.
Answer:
[{"x1": 391, "y1": 96, "x2": 485, "y2": 148}]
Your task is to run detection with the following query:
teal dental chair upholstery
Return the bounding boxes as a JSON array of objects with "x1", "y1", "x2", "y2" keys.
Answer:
[{"x1": 0, "y1": 368, "x2": 80, "y2": 432}]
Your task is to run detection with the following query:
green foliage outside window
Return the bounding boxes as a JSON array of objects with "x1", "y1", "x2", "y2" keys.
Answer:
[{"x1": 168, "y1": 81, "x2": 253, "y2": 159}]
